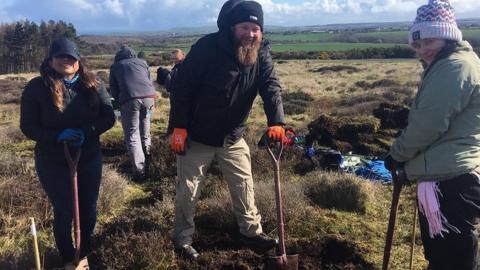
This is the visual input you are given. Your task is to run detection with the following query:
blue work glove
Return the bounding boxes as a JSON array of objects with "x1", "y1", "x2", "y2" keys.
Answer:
[
  {"x1": 305, "y1": 146, "x2": 316, "y2": 158},
  {"x1": 57, "y1": 128, "x2": 85, "y2": 148}
]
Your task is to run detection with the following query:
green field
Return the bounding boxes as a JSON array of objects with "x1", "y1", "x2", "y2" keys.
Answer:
[
  {"x1": 266, "y1": 32, "x2": 334, "y2": 42},
  {"x1": 134, "y1": 41, "x2": 407, "y2": 54},
  {"x1": 266, "y1": 28, "x2": 480, "y2": 46},
  {"x1": 129, "y1": 27, "x2": 479, "y2": 56},
  {"x1": 271, "y1": 42, "x2": 407, "y2": 52},
  {"x1": 353, "y1": 28, "x2": 480, "y2": 43}
]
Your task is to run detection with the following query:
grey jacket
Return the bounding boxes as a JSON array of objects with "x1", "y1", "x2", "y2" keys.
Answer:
[
  {"x1": 390, "y1": 41, "x2": 480, "y2": 181},
  {"x1": 109, "y1": 46, "x2": 156, "y2": 105}
]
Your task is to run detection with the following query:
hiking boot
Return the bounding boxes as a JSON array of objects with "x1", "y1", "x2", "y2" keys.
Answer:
[
  {"x1": 240, "y1": 233, "x2": 278, "y2": 251},
  {"x1": 144, "y1": 153, "x2": 151, "y2": 179},
  {"x1": 64, "y1": 257, "x2": 89, "y2": 270},
  {"x1": 132, "y1": 170, "x2": 147, "y2": 182},
  {"x1": 175, "y1": 244, "x2": 200, "y2": 260},
  {"x1": 77, "y1": 257, "x2": 89, "y2": 269}
]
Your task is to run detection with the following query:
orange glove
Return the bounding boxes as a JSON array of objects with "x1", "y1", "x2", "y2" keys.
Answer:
[
  {"x1": 267, "y1": 125, "x2": 285, "y2": 142},
  {"x1": 170, "y1": 128, "x2": 187, "y2": 154}
]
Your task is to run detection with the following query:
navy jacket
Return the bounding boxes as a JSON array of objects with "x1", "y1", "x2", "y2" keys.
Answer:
[{"x1": 20, "y1": 77, "x2": 115, "y2": 163}]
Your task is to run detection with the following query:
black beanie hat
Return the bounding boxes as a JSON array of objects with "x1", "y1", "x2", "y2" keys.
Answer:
[{"x1": 220, "y1": 1, "x2": 264, "y2": 31}]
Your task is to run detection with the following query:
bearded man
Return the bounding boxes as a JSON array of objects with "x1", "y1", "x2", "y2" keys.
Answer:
[{"x1": 169, "y1": 0, "x2": 286, "y2": 260}]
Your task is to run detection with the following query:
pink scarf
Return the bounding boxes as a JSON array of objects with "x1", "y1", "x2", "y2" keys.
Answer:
[{"x1": 417, "y1": 181, "x2": 460, "y2": 238}]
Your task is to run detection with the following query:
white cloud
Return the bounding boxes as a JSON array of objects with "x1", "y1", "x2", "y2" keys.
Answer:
[
  {"x1": 451, "y1": 0, "x2": 480, "y2": 12},
  {"x1": 103, "y1": 0, "x2": 124, "y2": 16},
  {"x1": 67, "y1": 0, "x2": 96, "y2": 11},
  {"x1": 0, "y1": 0, "x2": 478, "y2": 33},
  {"x1": 370, "y1": 0, "x2": 418, "y2": 14}
]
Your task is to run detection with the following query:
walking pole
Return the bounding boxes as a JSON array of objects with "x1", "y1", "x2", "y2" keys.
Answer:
[
  {"x1": 409, "y1": 203, "x2": 418, "y2": 270},
  {"x1": 64, "y1": 142, "x2": 82, "y2": 265},
  {"x1": 30, "y1": 217, "x2": 42, "y2": 270},
  {"x1": 382, "y1": 168, "x2": 404, "y2": 270}
]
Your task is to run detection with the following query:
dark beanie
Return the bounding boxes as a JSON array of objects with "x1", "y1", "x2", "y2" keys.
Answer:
[{"x1": 224, "y1": 1, "x2": 264, "y2": 31}]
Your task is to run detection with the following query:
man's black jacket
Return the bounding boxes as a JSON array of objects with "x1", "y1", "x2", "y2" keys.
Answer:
[{"x1": 170, "y1": 30, "x2": 285, "y2": 147}]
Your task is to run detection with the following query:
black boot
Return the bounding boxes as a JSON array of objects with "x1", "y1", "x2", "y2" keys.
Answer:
[{"x1": 240, "y1": 233, "x2": 277, "y2": 252}]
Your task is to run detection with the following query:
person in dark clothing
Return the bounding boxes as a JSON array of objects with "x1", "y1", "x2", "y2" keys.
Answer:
[
  {"x1": 20, "y1": 38, "x2": 115, "y2": 270},
  {"x1": 156, "y1": 49, "x2": 185, "y2": 135},
  {"x1": 157, "y1": 48, "x2": 185, "y2": 92},
  {"x1": 109, "y1": 45, "x2": 156, "y2": 180},
  {"x1": 169, "y1": 0, "x2": 286, "y2": 259}
]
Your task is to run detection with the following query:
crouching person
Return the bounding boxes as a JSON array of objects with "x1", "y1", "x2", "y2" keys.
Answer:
[
  {"x1": 385, "y1": 1, "x2": 480, "y2": 269},
  {"x1": 156, "y1": 48, "x2": 185, "y2": 135},
  {"x1": 20, "y1": 38, "x2": 115, "y2": 269},
  {"x1": 169, "y1": 0, "x2": 286, "y2": 260}
]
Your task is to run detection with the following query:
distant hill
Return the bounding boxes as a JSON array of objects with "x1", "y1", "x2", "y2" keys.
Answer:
[{"x1": 79, "y1": 18, "x2": 480, "y2": 39}]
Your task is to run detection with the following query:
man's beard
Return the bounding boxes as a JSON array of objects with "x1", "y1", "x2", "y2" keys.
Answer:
[{"x1": 235, "y1": 38, "x2": 261, "y2": 65}]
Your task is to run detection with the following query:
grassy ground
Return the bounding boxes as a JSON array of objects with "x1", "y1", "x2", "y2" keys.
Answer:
[{"x1": 0, "y1": 59, "x2": 431, "y2": 269}]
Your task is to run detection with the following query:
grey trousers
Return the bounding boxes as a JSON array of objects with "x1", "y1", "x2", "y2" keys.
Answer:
[
  {"x1": 173, "y1": 138, "x2": 263, "y2": 248},
  {"x1": 120, "y1": 98, "x2": 154, "y2": 173}
]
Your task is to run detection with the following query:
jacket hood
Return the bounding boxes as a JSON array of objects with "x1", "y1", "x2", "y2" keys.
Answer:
[{"x1": 114, "y1": 46, "x2": 136, "y2": 62}]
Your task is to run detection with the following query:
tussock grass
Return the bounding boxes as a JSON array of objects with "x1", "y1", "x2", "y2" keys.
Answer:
[
  {"x1": 92, "y1": 200, "x2": 175, "y2": 270},
  {"x1": 148, "y1": 136, "x2": 177, "y2": 180},
  {"x1": 0, "y1": 158, "x2": 51, "y2": 265},
  {"x1": 0, "y1": 77, "x2": 27, "y2": 105},
  {"x1": 304, "y1": 171, "x2": 371, "y2": 214},
  {"x1": 282, "y1": 91, "x2": 314, "y2": 115},
  {"x1": 97, "y1": 165, "x2": 129, "y2": 221},
  {"x1": 0, "y1": 104, "x2": 20, "y2": 124}
]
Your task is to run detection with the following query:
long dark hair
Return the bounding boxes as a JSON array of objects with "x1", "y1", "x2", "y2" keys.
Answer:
[
  {"x1": 422, "y1": 40, "x2": 459, "y2": 71},
  {"x1": 40, "y1": 58, "x2": 99, "y2": 112}
]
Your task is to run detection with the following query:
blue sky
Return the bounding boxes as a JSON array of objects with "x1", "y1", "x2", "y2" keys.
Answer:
[{"x1": 1, "y1": 0, "x2": 479, "y2": 34}]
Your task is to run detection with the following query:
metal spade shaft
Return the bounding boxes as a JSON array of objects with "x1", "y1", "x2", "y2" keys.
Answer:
[{"x1": 64, "y1": 143, "x2": 81, "y2": 264}]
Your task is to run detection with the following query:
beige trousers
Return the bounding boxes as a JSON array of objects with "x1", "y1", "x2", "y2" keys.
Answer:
[{"x1": 173, "y1": 138, "x2": 263, "y2": 248}]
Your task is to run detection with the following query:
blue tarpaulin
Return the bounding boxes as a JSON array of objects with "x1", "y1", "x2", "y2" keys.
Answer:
[{"x1": 354, "y1": 160, "x2": 392, "y2": 183}]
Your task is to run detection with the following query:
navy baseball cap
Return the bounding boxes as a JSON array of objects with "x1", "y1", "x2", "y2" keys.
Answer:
[{"x1": 49, "y1": 38, "x2": 81, "y2": 60}]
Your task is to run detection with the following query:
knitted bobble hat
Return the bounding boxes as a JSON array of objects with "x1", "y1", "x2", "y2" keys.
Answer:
[{"x1": 409, "y1": 0, "x2": 462, "y2": 44}]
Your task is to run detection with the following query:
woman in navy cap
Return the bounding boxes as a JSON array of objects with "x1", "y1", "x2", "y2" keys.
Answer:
[{"x1": 20, "y1": 37, "x2": 115, "y2": 269}]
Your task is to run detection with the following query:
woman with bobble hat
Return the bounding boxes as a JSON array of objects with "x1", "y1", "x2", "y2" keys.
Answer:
[
  {"x1": 20, "y1": 37, "x2": 115, "y2": 269},
  {"x1": 384, "y1": 0, "x2": 480, "y2": 269}
]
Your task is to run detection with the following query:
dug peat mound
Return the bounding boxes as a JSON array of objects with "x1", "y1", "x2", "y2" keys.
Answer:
[
  {"x1": 177, "y1": 235, "x2": 374, "y2": 270},
  {"x1": 307, "y1": 102, "x2": 410, "y2": 156}
]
